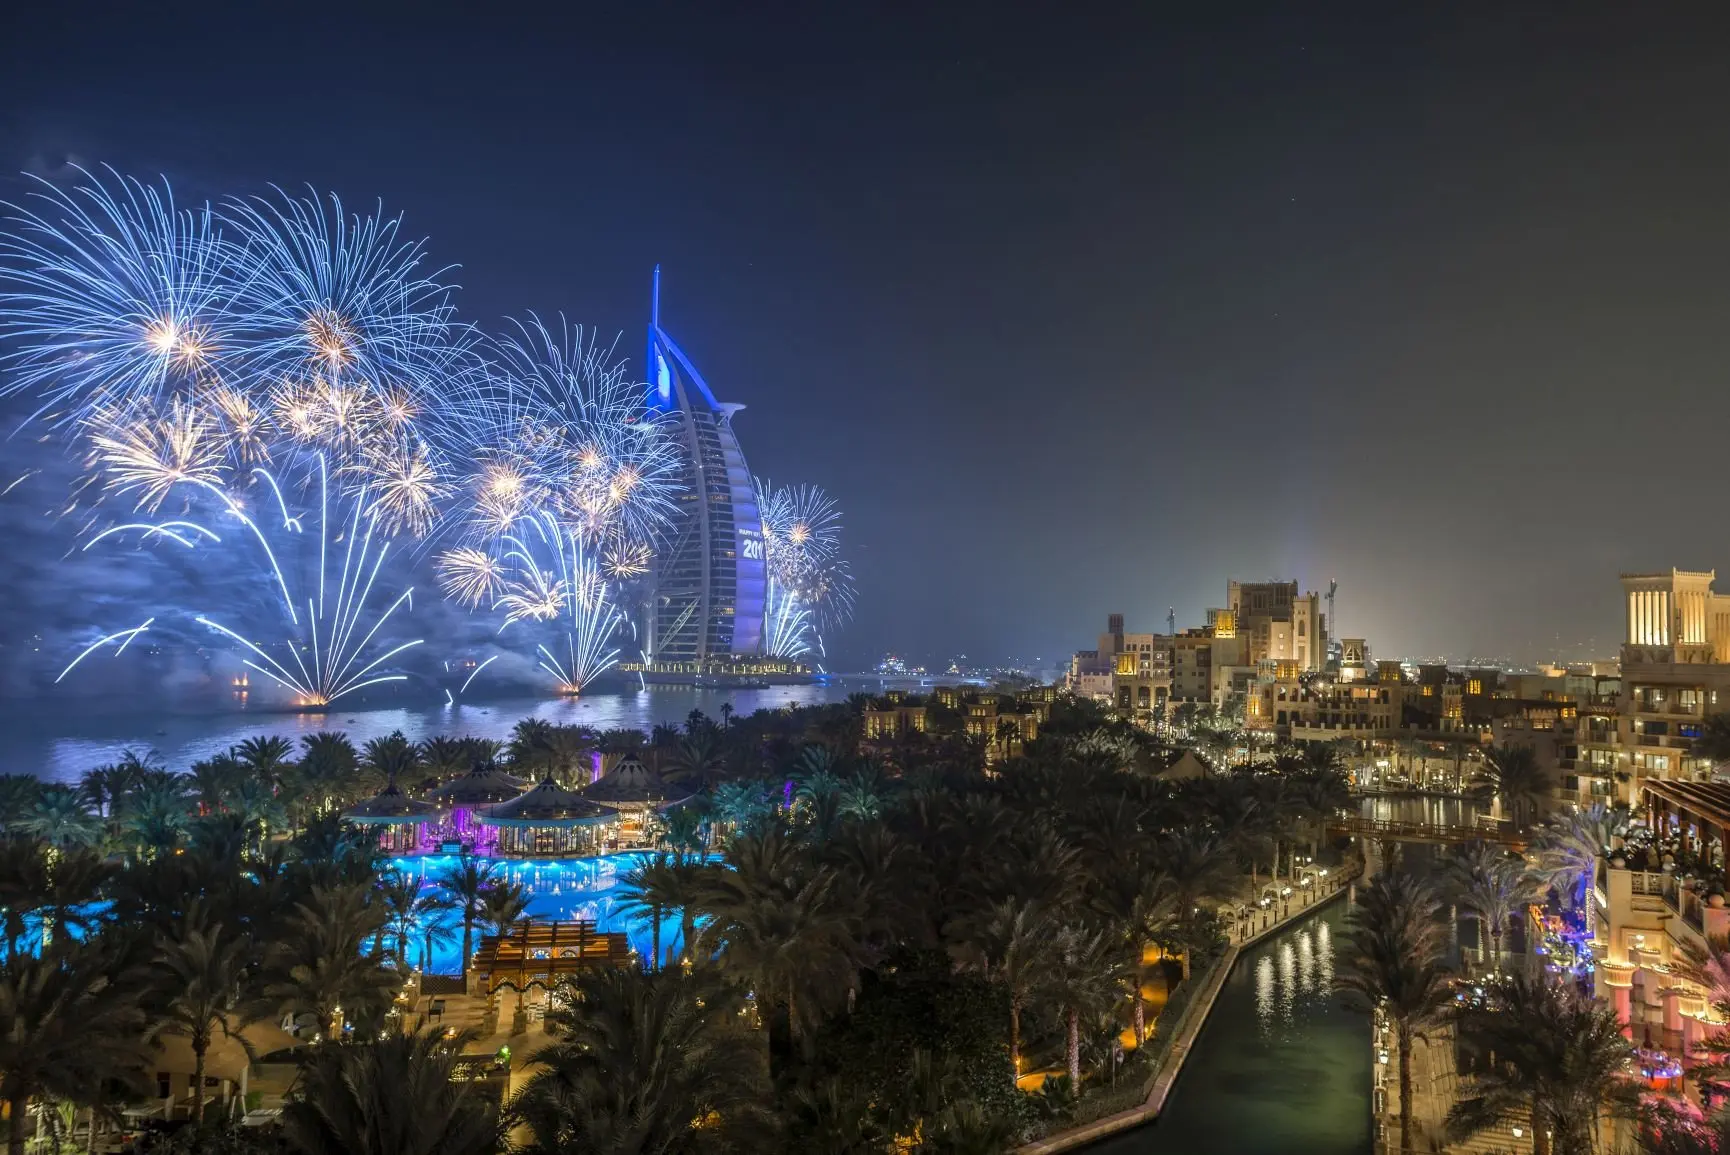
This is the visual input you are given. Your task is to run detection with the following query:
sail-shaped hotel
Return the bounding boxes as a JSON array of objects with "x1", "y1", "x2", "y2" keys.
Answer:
[{"x1": 632, "y1": 270, "x2": 808, "y2": 681}]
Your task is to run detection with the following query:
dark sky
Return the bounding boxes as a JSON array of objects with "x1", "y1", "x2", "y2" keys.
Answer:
[{"x1": 4, "y1": 2, "x2": 1730, "y2": 670}]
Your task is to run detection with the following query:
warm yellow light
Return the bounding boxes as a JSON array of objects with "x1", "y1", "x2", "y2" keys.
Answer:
[{"x1": 146, "y1": 318, "x2": 179, "y2": 354}]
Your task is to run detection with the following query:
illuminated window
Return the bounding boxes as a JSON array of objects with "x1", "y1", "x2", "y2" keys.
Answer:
[{"x1": 1467, "y1": 679, "x2": 1483, "y2": 695}]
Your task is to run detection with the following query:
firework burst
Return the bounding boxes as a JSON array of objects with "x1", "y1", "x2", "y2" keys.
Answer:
[
  {"x1": 85, "y1": 398, "x2": 225, "y2": 512},
  {"x1": 0, "y1": 166, "x2": 233, "y2": 423},
  {"x1": 754, "y1": 478, "x2": 855, "y2": 639}
]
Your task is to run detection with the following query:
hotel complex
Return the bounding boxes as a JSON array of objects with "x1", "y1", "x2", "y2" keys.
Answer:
[
  {"x1": 626, "y1": 273, "x2": 808, "y2": 681},
  {"x1": 1067, "y1": 569, "x2": 1730, "y2": 809}
]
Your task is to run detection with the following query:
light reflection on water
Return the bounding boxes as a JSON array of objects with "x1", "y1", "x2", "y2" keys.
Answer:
[
  {"x1": 1256, "y1": 922, "x2": 1333, "y2": 1035},
  {"x1": 1092, "y1": 899, "x2": 1372, "y2": 1155}
]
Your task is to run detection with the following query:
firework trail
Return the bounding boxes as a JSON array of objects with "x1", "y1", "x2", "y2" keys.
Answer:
[
  {"x1": 762, "y1": 578, "x2": 813, "y2": 659},
  {"x1": 439, "y1": 316, "x2": 681, "y2": 554},
  {"x1": 82, "y1": 453, "x2": 423, "y2": 706},
  {"x1": 437, "y1": 511, "x2": 622, "y2": 693},
  {"x1": 0, "y1": 167, "x2": 469, "y2": 539}
]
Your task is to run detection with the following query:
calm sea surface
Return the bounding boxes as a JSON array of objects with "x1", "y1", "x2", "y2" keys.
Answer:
[{"x1": 4, "y1": 684, "x2": 864, "y2": 783}]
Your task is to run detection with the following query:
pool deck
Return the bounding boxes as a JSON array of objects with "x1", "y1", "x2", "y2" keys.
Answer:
[{"x1": 1017, "y1": 863, "x2": 1362, "y2": 1154}]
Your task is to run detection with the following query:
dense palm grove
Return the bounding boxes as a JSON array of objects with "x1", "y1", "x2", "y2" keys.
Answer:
[{"x1": 0, "y1": 694, "x2": 1361, "y2": 1154}]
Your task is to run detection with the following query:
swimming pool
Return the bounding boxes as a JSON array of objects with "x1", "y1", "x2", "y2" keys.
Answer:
[{"x1": 385, "y1": 852, "x2": 683, "y2": 974}]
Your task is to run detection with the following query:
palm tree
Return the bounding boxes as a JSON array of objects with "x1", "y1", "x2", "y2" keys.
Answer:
[
  {"x1": 19, "y1": 786, "x2": 99, "y2": 848},
  {"x1": 477, "y1": 880, "x2": 534, "y2": 940},
  {"x1": 661, "y1": 732, "x2": 727, "y2": 790},
  {"x1": 619, "y1": 852, "x2": 704, "y2": 971},
  {"x1": 0, "y1": 777, "x2": 41, "y2": 836},
  {"x1": 361, "y1": 731, "x2": 421, "y2": 788},
  {"x1": 148, "y1": 921, "x2": 259, "y2": 1123},
  {"x1": 1536, "y1": 803, "x2": 1625, "y2": 936},
  {"x1": 0, "y1": 943, "x2": 154, "y2": 1155},
  {"x1": 508, "y1": 719, "x2": 557, "y2": 775},
  {"x1": 435, "y1": 853, "x2": 497, "y2": 977},
  {"x1": 418, "y1": 736, "x2": 472, "y2": 783},
  {"x1": 1036, "y1": 923, "x2": 1135, "y2": 1088},
  {"x1": 76, "y1": 764, "x2": 127, "y2": 821},
  {"x1": 280, "y1": 1029, "x2": 504, "y2": 1155},
  {"x1": 709, "y1": 780, "x2": 774, "y2": 836},
  {"x1": 1288, "y1": 768, "x2": 1352, "y2": 864},
  {"x1": 235, "y1": 735, "x2": 297, "y2": 785},
  {"x1": 292, "y1": 732, "x2": 358, "y2": 818},
  {"x1": 187, "y1": 754, "x2": 247, "y2": 816},
  {"x1": 0, "y1": 842, "x2": 48, "y2": 959},
  {"x1": 1474, "y1": 743, "x2": 1554, "y2": 831},
  {"x1": 1335, "y1": 872, "x2": 1453, "y2": 1155},
  {"x1": 1094, "y1": 869, "x2": 1176, "y2": 1043},
  {"x1": 514, "y1": 967, "x2": 768, "y2": 1154},
  {"x1": 119, "y1": 774, "x2": 193, "y2": 855},
  {"x1": 1697, "y1": 712, "x2": 1730, "y2": 775},
  {"x1": 958, "y1": 897, "x2": 1053, "y2": 1086},
  {"x1": 1152, "y1": 829, "x2": 1241, "y2": 979},
  {"x1": 1448, "y1": 842, "x2": 1541, "y2": 969},
  {"x1": 379, "y1": 869, "x2": 457, "y2": 970},
  {"x1": 260, "y1": 885, "x2": 396, "y2": 1042},
  {"x1": 1448, "y1": 974, "x2": 1639, "y2": 1155},
  {"x1": 38, "y1": 845, "x2": 109, "y2": 950},
  {"x1": 698, "y1": 828, "x2": 861, "y2": 1049}
]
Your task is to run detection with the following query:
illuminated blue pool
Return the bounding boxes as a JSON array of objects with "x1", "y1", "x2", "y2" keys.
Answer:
[{"x1": 385, "y1": 852, "x2": 682, "y2": 974}]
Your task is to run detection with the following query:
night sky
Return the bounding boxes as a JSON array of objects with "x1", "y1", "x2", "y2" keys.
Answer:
[{"x1": 4, "y1": 3, "x2": 1730, "y2": 673}]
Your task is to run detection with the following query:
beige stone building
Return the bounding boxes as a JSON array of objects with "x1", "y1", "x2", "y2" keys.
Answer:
[{"x1": 1616, "y1": 569, "x2": 1730, "y2": 797}]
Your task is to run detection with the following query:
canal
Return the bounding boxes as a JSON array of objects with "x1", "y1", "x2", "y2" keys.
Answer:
[{"x1": 1089, "y1": 897, "x2": 1372, "y2": 1155}]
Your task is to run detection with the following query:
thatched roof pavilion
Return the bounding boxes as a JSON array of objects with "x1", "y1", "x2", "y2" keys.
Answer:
[
  {"x1": 426, "y1": 764, "x2": 528, "y2": 807},
  {"x1": 341, "y1": 780, "x2": 445, "y2": 826},
  {"x1": 579, "y1": 753, "x2": 692, "y2": 812}
]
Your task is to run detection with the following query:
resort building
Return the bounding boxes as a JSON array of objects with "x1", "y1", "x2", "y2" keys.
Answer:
[
  {"x1": 1615, "y1": 569, "x2": 1730, "y2": 796},
  {"x1": 1227, "y1": 579, "x2": 1328, "y2": 672},
  {"x1": 480, "y1": 778, "x2": 614, "y2": 857},
  {"x1": 341, "y1": 780, "x2": 445, "y2": 855},
  {"x1": 862, "y1": 697, "x2": 928, "y2": 739},
  {"x1": 580, "y1": 753, "x2": 692, "y2": 847},
  {"x1": 641, "y1": 270, "x2": 768, "y2": 671},
  {"x1": 1597, "y1": 779, "x2": 1730, "y2": 1061},
  {"x1": 425, "y1": 764, "x2": 530, "y2": 854}
]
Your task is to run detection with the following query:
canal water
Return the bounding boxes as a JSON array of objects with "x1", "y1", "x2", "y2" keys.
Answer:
[
  {"x1": 3, "y1": 684, "x2": 862, "y2": 784},
  {"x1": 1090, "y1": 898, "x2": 1373, "y2": 1155}
]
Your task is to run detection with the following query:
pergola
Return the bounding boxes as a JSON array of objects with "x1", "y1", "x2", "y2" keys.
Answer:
[
  {"x1": 479, "y1": 777, "x2": 614, "y2": 857},
  {"x1": 340, "y1": 781, "x2": 446, "y2": 854},
  {"x1": 1642, "y1": 780, "x2": 1730, "y2": 874},
  {"x1": 474, "y1": 918, "x2": 633, "y2": 1011}
]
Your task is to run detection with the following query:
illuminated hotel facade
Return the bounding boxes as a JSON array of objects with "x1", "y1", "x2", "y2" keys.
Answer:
[
  {"x1": 1615, "y1": 569, "x2": 1730, "y2": 791},
  {"x1": 637, "y1": 271, "x2": 772, "y2": 674}
]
